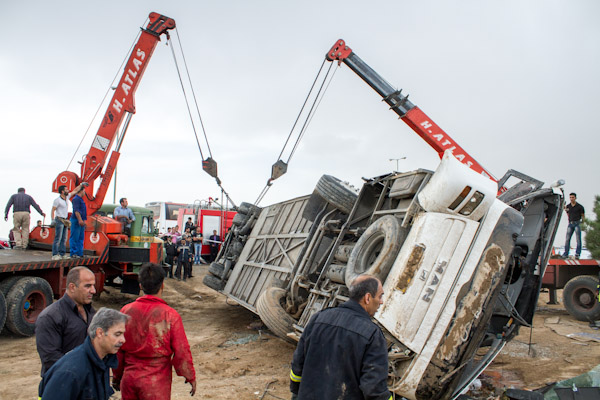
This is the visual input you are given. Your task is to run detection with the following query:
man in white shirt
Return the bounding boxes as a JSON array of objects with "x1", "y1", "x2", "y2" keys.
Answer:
[{"x1": 51, "y1": 185, "x2": 70, "y2": 260}]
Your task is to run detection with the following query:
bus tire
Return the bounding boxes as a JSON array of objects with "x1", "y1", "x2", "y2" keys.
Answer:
[
  {"x1": 314, "y1": 175, "x2": 358, "y2": 215},
  {"x1": 238, "y1": 202, "x2": 260, "y2": 215},
  {"x1": 5, "y1": 277, "x2": 54, "y2": 336},
  {"x1": 345, "y1": 216, "x2": 406, "y2": 286},
  {"x1": 302, "y1": 192, "x2": 327, "y2": 222},
  {"x1": 203, "y1": 274, "x2": 225, "y2": 291},
  {"x1": 256, "y1": 287, "x2": 296, "y2": 344},
  {"x1": 563, "y1": 275, "x2": 600, "y2": 321},
  {"x1": 209, "y1": 262, "x2": 225, "y2": 278},
  {"x1": 232, "y1": 213, "x2": 249, "y2": 227}
]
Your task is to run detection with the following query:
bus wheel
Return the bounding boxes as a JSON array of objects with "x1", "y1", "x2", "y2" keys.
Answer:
[
  {"x1": 203, "y1": 274, "x2": 225, "y2": 291},
  {"x1": 208, "y1": 262, "x2": 225, "y2": 278},
  {"x1": 256, "y1": 287, "x2": 296, "y2": 343},
  {"x1": 345, "y1": 216, "x2": 407, "y2": 286}
]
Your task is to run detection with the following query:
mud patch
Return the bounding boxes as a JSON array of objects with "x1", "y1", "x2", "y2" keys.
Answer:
[{"x1": 395, "y1": 244, "x2": 425, "y2": 293}]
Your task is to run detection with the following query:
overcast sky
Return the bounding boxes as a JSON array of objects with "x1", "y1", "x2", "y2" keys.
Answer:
[{"x1": 2, "y1": 1, "x2": 599, "y2": 249}]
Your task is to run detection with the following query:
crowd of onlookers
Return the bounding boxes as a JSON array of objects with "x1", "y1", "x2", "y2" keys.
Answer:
[{"x1": 158, "y1": 217, "x2": 221, "y2": 281}]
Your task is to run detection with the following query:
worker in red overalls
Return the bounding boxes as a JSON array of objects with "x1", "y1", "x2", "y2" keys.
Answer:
[{"x1": 112, "y1": 263, "x2": 196, "y2": 398}]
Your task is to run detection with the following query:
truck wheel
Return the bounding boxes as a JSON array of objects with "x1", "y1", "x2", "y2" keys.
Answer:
[
  {"x1": 5, "y1": 277, "x2": 54, "y2": 336},
  {"x1": 203, "y1": 274, "x2": 225, "y2": 291},
  {"x1": 345, "y1": 216, "x2": 407, "y2": 286},
  {"x1": 0, "y1": 276, "x2": 23, "y2": 297},
  {"x1": 563, "y1": 275, "x2": 600, "y2": 321},
  {"x1": 314, "y1": 175, "x2": 358, "y2": 215},
  {"x1": 256, "y1": 287, "x2": 296, "y2": 343},
  {"x1": 0, "y1": 292, "x2": 6, "y2": 333},
  {"x1": 208, "y1": 262, "x2": 225, "y2": 278}
]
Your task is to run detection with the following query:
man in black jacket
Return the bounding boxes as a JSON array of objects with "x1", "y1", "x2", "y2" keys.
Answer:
[
  {"x1": 175, "y1": 236, "x2": 193, "y2": 281},
  {"x1": 38, "y1": 307, "x2": 129, "y2": 400},
  {"x1": 164, "y1": 236, "x2": 178, "y2": 278},
  {"x1": 290, "y1": 275, "x2": 392, "y2": 400},
  {"x1": 35, "y1": 266, "x2": 97, "y2": 375}
]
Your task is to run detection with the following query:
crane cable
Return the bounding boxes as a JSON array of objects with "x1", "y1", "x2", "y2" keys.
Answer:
[
  {"x1": 168, "y1": 29, "x2": 237, "y2": 207},
  {"x1": 254, "y1": 60, "x2": 338, "y2": 205},
  {"x1": 65, "y1": 25, "x2": 145, "y2": 172}
]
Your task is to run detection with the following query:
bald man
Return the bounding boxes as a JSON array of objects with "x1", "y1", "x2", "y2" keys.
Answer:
[
  {"x1": 36, "y1": 267, "x2": 97, "y2": 375},
  {"x1": 290, "y1": 275, "x2": 392, "y2": 400}
]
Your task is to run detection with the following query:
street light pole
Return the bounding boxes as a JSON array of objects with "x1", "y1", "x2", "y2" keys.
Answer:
[{"x1": 389, "y1": 157, "x2": 406, "y2": 171}]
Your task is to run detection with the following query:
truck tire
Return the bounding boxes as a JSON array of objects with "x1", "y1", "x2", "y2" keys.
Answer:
[
  {"x1": 0, "y1": 292, "x2": 6, "y2": 333},
  {"x1": 203, "y1": 274, "x2": 225, "y2": 291},
  {"x1": 208, "y1": 262, "x2": 225, "y2": 278},
  {"x1": 256, "y1": 287, "x2": 296, "y2": 343},
  {"x1": 314, "y1": 175, "x2": 358, "y2": 215},
  {"x1": 0, "y1": 276, "x2": 23, "y2": 297},
  {"x1": 345, "y1": 216, "x2": 406, "y2": 286},
  {"x1": 563, "y1": 275, "x2": 600, "y2": 321},
  {"x1": 5, "y1": 277, "x2": 54, "y2": 336}
]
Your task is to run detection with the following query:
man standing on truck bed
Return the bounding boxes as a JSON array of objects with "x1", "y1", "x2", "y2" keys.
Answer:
[
  {"x1": 290, "y1": 275, "x2": 392, "y2": 400},
  {"x1": 51, "y1": 185, "x2": 72, "y2": 260},
  {"x1": 562, "y1": 192, "x2": 585, "y2": 259},
  {"x1": 4, "y1": 187, "x2": 45, "y2": 249},
  {"x1": 112, "y1": 263, "x2": 196, "y2": 398},
  {"x1": 70, "y1": 183, "x2": 88, "y2": 258},
  {"x1": 35, "y1": 266, "x2": 97, "y2": 375}
]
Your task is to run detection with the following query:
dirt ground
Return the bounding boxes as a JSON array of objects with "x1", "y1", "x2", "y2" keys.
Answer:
[{"x1": 1, "y1": 265, "x2": 599, "y2": 400}]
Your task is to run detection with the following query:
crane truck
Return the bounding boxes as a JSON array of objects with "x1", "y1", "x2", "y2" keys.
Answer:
[
  {"x1": 202, "y1": 39, "x2": 564, "y2": 399},
  {"x1": 0, "y1": 12, "x2": 175, "y2": 337}
]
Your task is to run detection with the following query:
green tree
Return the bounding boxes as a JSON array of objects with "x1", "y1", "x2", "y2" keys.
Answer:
[{"x1": 584, "y1": 195, "x2": 600, "y2": 259}]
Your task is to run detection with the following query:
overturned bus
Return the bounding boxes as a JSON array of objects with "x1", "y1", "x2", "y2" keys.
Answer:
[{"x1": 203, "y1": 151, "x2": 563, "y2": 399}]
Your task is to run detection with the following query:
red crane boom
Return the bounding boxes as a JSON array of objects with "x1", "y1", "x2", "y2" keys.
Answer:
[
  {"x1": 326, "y1": 39, "x2": 496, "y2": 182},
  {"x1": 52, "y1": 12, "x2": 176, "y2": 214}
]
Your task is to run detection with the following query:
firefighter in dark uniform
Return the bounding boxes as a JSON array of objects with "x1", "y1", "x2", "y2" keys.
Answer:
[{"x1": 290, "y1": 275, "x2": 392, "y2": 400}]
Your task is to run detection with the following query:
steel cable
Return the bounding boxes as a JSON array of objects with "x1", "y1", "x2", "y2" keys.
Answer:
[
  {"x1": 168, "y1": 35, "x2": 205, "y2": 160},
  {"x1": 66, "y1": 25, "x2": 145, "y2": 172},
  {"x1": 174, "y1": 29, "x2": 213, "y2": 158},
  {"x1": 254, "y1": 60, "x2": 337, "y2": 205}
]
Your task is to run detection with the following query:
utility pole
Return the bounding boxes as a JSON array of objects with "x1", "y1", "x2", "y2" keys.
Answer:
[{"x1": 389, "y1": 157, "x2": 406, "y2": 171}]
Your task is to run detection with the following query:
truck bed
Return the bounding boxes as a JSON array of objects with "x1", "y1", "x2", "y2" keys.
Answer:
[{"x1": 0, "y1": 249, "x2": 100, "y2": 274}]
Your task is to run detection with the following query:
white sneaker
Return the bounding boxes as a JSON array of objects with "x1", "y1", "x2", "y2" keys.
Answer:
[
  {"x1": 51, "y1": 255, "x2": 62, "y2": 261},
  {"x1": 62, "y1": 255, "x2": 71, "y2": 259}
]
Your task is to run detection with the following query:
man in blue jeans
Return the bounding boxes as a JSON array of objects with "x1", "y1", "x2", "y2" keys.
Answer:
[
  {"x1": 51, "y1": 185, "x2": 70, "y2": 260},
  {"x1": 562, "y1": 192, "x2": 585, "y2": 259},
  {"x1": 70, "y1": 183, "x2": 89, "y2": 258}
]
